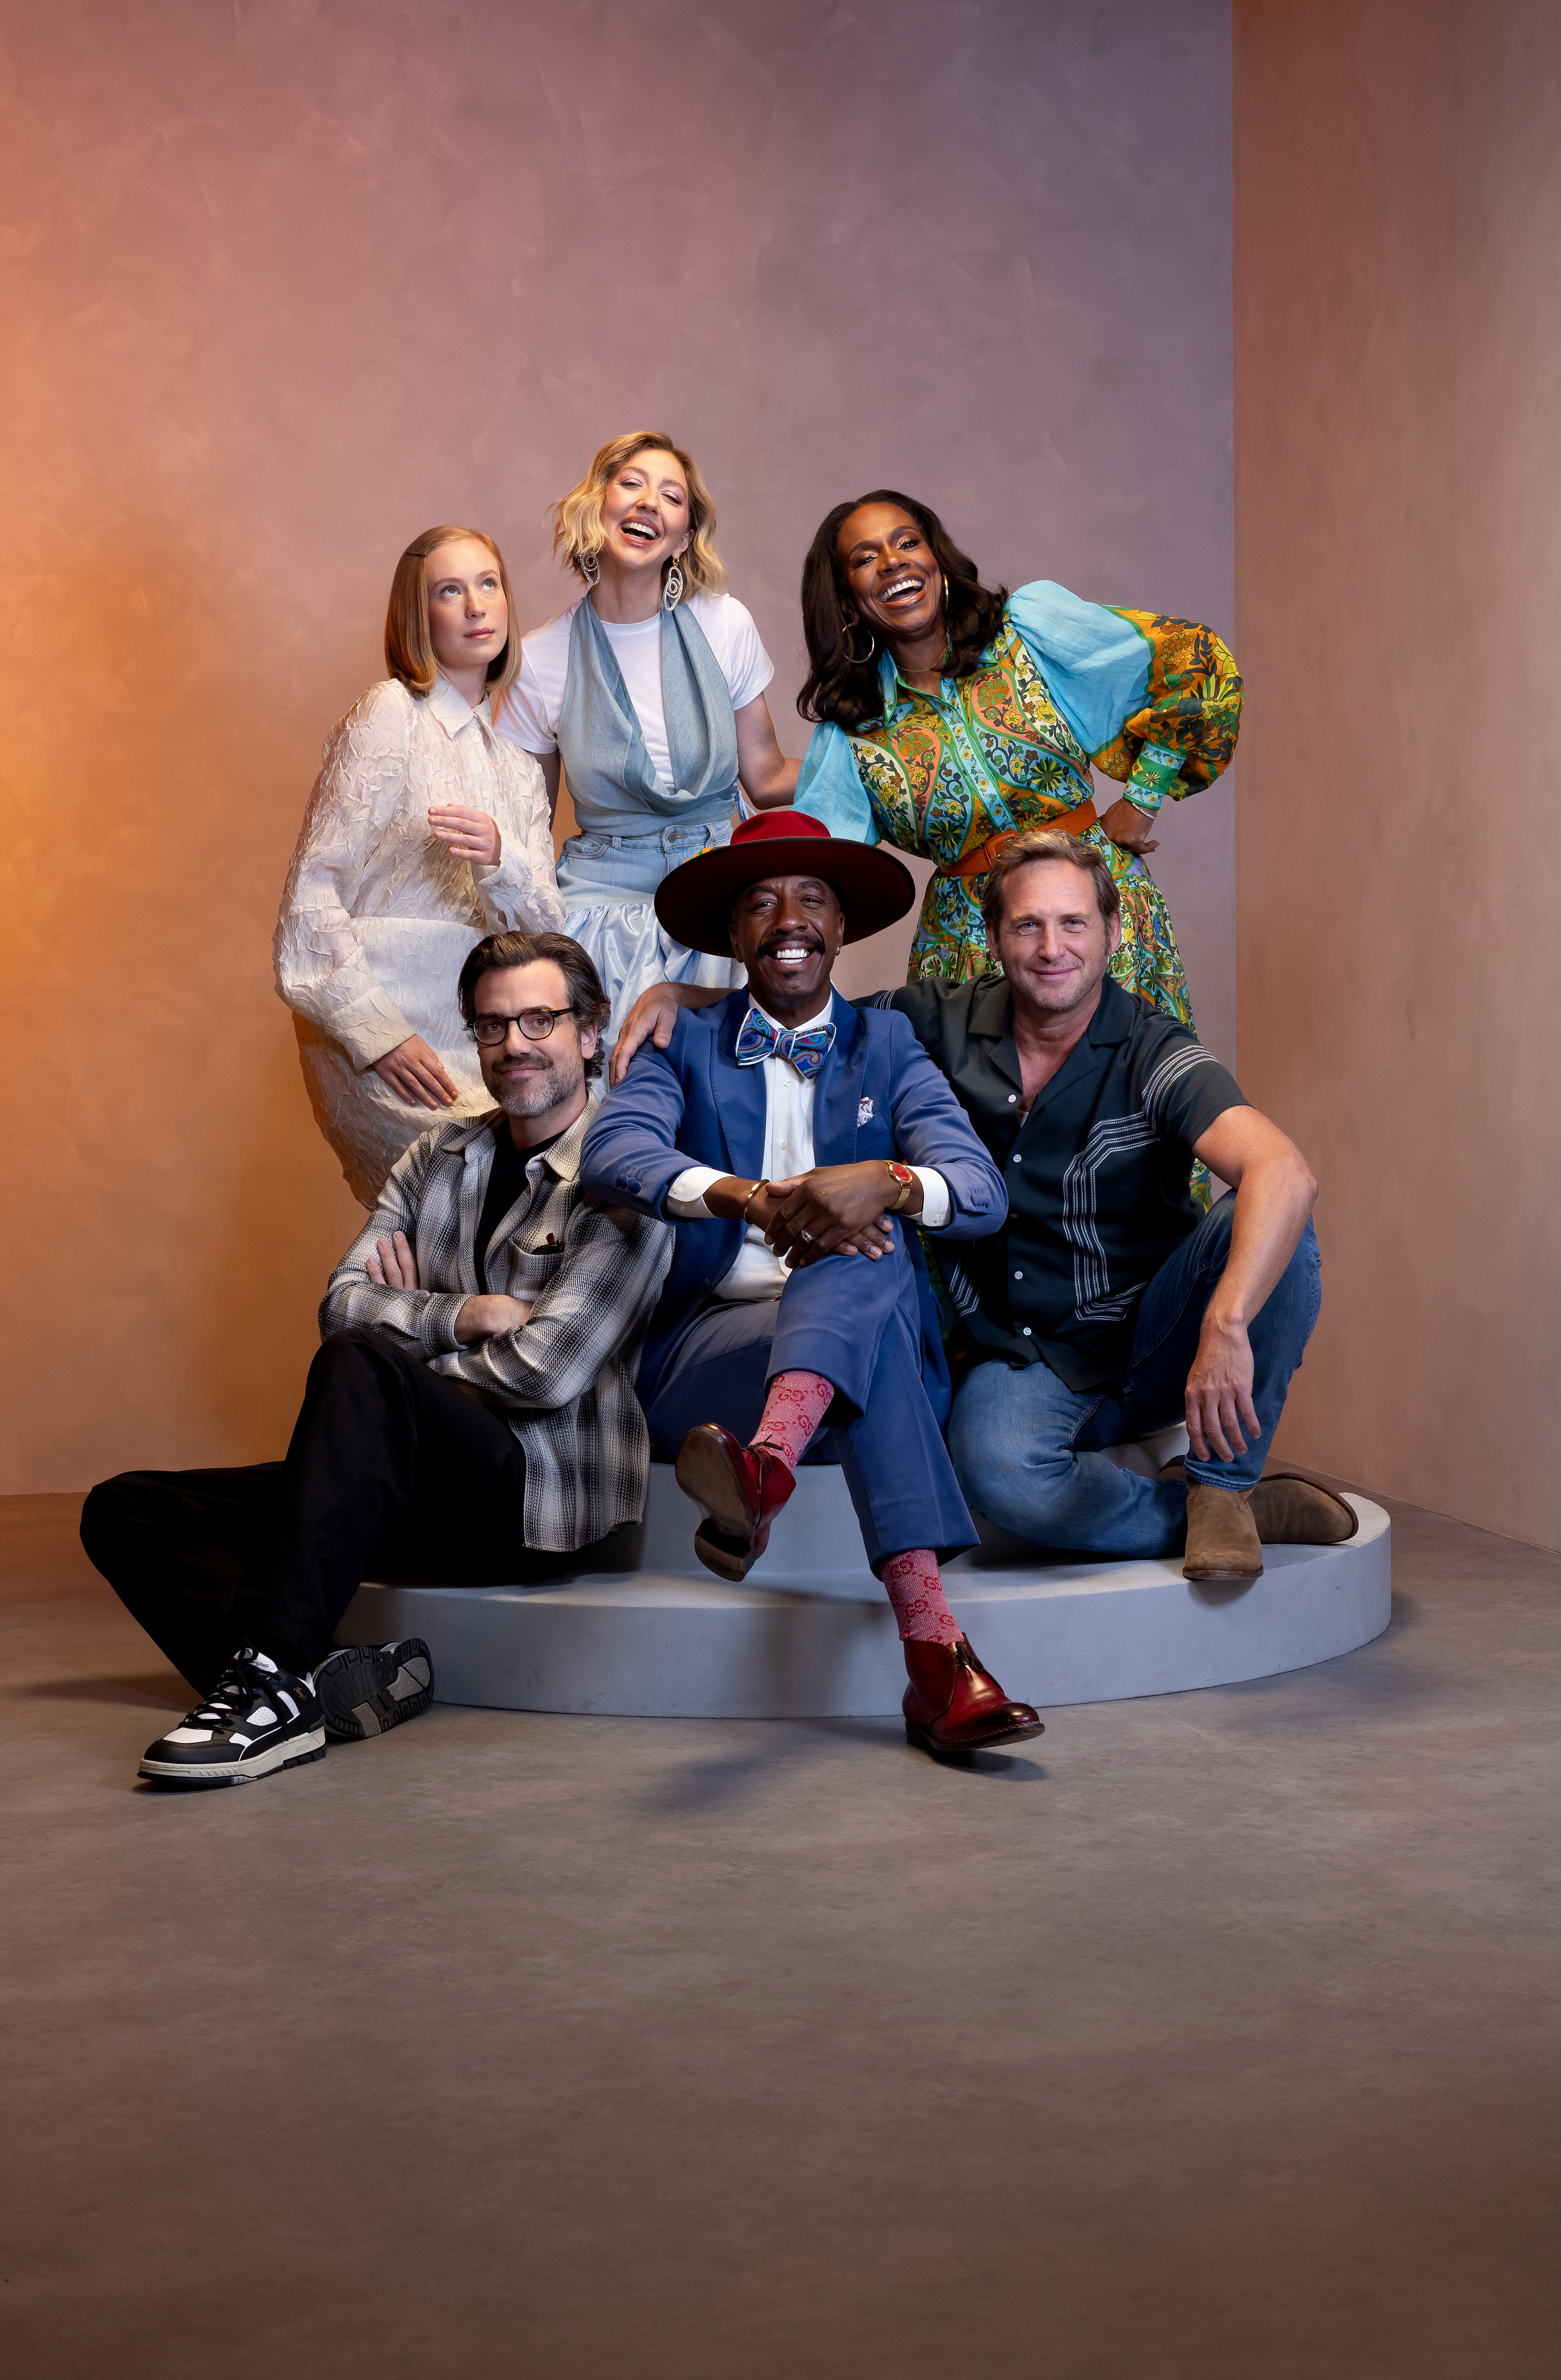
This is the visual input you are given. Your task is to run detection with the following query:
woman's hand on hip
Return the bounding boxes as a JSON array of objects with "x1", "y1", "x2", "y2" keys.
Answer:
[
  {"x1": 1098, "y1": 796, "x2": 1159, "y2": 854},
  {"x1": 428, "y1": 805, "x2": 501, "y2": 866},
  {"x1": 371, "y1": 1035, "x2": 459, "y2": 1109}
]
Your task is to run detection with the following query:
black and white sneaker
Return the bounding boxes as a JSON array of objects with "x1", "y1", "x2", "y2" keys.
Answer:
[
  {"x1": 315, "y1": 1639, "x2": 434, "y2": 1742},
  {"x1": 139, "y1": 1650, "x2": 327, "y2": 1787}
]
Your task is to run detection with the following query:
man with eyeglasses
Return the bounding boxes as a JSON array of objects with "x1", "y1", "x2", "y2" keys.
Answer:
[{"x1": 80, "y1": 930, "x2": 673, "y2": 1789}]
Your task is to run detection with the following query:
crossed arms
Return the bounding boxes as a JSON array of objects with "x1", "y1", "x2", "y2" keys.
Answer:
[{"x1": 320, "y1": 1135, "x2": 673, "y2": 1412}]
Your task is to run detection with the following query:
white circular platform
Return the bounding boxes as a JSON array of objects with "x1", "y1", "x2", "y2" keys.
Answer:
[{"x1": 340, "y1": 1441, "x2": 1391, "y2": 1718}]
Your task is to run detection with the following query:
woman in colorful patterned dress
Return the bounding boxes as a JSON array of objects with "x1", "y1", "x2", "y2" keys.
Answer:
[{"x1": 792, "y1": 489, "x2": 1241, "y2": 1028}]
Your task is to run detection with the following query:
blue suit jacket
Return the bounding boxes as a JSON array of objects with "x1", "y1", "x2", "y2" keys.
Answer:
[{"x1": 579, "y1": 990, "x2": 1008, "y2": 1407}]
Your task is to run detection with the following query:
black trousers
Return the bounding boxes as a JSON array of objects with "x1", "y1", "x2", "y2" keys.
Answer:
[{"x1": 80, "y1": 1330, "x2": 564, "y2": 1695}]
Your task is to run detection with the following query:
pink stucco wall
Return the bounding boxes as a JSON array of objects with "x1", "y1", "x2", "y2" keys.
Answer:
[
  {"x1": 0, "y1": 0, "x2": 1235, "y2": 1491},
  {"x1": 1235, "y1": 0, "x2": 1561, "y2": 1543}
]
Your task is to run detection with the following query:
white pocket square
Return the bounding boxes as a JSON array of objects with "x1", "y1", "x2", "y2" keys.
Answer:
[{"x1": 857, "y1": 1097, "x2": 874, "y2": 1124}]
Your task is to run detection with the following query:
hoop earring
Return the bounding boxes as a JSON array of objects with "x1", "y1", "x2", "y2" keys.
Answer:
[
  {"x1": 579, "y1": 550, "x2": 600, "y2": 588},
  {"x1": 839, "y1": 616, "x2": 877, "y2": 666},
  {"x1": 662, "y1": 557, "x2": 685, "y2": 609}
]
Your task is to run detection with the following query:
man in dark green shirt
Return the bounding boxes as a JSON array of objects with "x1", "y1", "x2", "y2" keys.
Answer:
[{"x1": 614, "y1": 825, "x2": 1356, "y2": 1581}]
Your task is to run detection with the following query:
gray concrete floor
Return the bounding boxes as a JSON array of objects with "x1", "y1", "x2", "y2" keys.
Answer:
[{"x1": 1, "y1": 1491, "x2": 1558, "y2": 2380}]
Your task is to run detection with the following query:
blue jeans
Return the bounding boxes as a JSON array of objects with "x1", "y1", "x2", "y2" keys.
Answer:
[
  {"x1": 556, "y1": 815, "x2": 733, "y2": 901},
  {"x1": 948, "y1": 1201, "x2": 1322, "y2": 1556}
]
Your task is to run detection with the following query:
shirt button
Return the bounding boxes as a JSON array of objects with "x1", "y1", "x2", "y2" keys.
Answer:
[
  {"x1": 1021, "y1": 1326, "x2": 1033, "y2": 1337},
  {"x1": 1007, "y1": 1094, "x2": 1017, "y2": 1103},
  {"x1": 1013, "y1": 1270, "x2": 1023, "y2": 1280},
  {"x1": 1011, "y1": 1154, "x2": 1021, "y2": 1165}
]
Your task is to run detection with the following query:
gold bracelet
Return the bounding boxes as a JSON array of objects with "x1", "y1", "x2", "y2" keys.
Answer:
[{"x1": 739, "y1": 1178, "x2": 770, "y2": 1224}]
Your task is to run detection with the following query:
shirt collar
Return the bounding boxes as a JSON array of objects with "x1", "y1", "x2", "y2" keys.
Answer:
[
  {"x1": 971, "y1": 969, "x2": 1132, "y2": 1092},
  {"x1": 749, "y1": 989, "x2": 836, "y2": 1037},
  {"x1": 445, "y1": 1097, "x2": 594, "y2": 1179},
  {"x1": 968, "y1": 971, "x2": 1014, "y2": 1041},
  {"x1": 424, "y1": 673, "x2": 489, "y2": 740},
  {"x1": 1086, "y1": 977, "x2": 1138, "y2": 1046}
]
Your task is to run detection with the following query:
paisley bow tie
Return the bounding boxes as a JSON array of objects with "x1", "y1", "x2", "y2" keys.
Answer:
[{"x1": 735, "y1": 1008, "x2": 836, "y2": 1079}]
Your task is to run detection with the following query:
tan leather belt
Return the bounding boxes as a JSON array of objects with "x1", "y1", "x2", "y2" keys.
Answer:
[{"x1": 937, "y1": 800, "x2": 1098, "y2": 880}]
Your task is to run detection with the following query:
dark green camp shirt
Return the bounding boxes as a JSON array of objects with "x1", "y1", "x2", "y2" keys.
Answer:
[{"x1": 863, "y1": 973, "x2": 1245, "y2": 1391}]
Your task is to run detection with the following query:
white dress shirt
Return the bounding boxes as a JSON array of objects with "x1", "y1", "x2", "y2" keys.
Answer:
[{"x1": 665, "y1": 992, "x2": 952, "y2": 1301}]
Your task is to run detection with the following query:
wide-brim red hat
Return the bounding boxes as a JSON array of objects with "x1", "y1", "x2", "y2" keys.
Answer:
[{"x1": 655, "y1": 809, "x2": 916, "y2": 956}]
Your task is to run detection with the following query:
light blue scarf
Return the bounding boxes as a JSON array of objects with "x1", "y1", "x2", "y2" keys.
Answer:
[{"x1": 557, "y1": 596, "x2": 741, "y2": 834}]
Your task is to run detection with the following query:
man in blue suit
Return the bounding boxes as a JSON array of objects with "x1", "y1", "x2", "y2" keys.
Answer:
[{"x1": 580, "y1": 809, "x2": 1043, "y2": 1758}]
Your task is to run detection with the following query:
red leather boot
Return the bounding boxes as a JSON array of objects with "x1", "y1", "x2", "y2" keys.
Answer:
[
  {"x1": 675, "y1": 1424, "x2": 797, "y2": 1581},
  {"x1": 902, "y1": 1636, "x2": 1044, "y2": 1756}
]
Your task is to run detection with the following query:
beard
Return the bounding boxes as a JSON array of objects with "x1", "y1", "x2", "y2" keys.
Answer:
[{"x1": 483, "y1": 1046, "x2": 585, "y2": 1120}]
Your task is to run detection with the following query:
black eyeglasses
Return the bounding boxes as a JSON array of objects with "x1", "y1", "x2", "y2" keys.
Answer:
[{"x1": 469, "y1": 1006, "x2": 575, "y2": 1047}]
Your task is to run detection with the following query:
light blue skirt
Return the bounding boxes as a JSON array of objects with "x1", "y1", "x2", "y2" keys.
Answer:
[{"x1": 557, "y1": 816, "x2": 746, "y2": 1052}]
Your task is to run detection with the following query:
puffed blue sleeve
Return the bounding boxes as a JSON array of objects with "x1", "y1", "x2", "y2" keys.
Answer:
[
  {"x1": 1007, "y1": 581, "x2": 1153, "y2": 758},
  {"x1": 793, "y1": 720, "x2": 880, "y2": 846},
  {"x1": 1009, "y1": 581, "x2": 1242, "y2": 815}
]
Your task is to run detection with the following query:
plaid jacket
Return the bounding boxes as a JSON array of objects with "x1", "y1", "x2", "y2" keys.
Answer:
[{"x1": 321, "y1": 1099, "x2": 673, "y2": 1551}]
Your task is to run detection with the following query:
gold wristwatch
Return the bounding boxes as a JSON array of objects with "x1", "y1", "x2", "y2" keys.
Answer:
[{"x1": 884, "y1": 1162, "x2": 916, "y2": 1212}]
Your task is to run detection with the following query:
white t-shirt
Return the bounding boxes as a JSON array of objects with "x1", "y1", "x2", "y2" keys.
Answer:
[{"x1": 495, "y1": 591, "x2": 773, "y2": 789}]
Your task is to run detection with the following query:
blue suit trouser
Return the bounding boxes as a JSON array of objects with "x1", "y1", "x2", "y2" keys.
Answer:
[{"x1": 641, "y1": 1240, "x2": 976, "y2": 1571}]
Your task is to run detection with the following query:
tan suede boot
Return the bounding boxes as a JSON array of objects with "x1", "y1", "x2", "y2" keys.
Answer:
[
  {"x1": 1183, "y1": 1481, "x2": 1264, "y2": 1581},
  {"x1": 1163, "y1": 1461, "x2": 1360, "y2": 1555},
  {"x1": 1249, "y1": 1474, "x2": 1359, "y2": 1545}
]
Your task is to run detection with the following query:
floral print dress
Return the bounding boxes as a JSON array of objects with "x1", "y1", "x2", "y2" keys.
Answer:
[{"x1": 794, "y1": 581, "x2": 1242, "y2": 1032}]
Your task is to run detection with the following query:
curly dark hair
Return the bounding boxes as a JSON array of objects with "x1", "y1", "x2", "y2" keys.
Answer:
[{"x1": 796, "y1": 490, "x2": 1009, "y2": 733}]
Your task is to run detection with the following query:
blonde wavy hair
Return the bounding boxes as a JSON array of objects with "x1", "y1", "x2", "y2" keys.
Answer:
[
  {"x1": 549, "y1": 432, "x2": 725, "y2": 602},
  {"x1": 385, "y1": 525, "x2": 522, "y2": 700}
]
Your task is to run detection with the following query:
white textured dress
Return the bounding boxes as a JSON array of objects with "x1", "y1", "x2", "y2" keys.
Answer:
[{"x1": 275, "y1": 673, "x2": 565, "y2": 1204}]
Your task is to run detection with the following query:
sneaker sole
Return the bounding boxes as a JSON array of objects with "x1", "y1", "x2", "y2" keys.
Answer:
[
  {"x1": 138, "y1": 1729, "x2": 327, "y2": 1785},
  {"x1": 317, "y1": 1642, "x2": 434, "y2": 1742}
]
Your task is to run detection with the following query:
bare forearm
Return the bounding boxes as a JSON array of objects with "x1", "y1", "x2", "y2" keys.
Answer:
[
  {"x1": 733, "y1": 694, "x2": 802, "y2": 809},
  {"x1": 1204, "y1": 1156, "x2": 1316, "y2": 1328},
  {"x1": 739, "y1": 756, "x2": 801, "y2": 809}
]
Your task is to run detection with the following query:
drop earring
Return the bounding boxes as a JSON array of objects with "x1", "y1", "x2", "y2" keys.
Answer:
[
  {"x1": 662, "y1": 557, "x2": 686, "y2": 609},
  {"x1": 579, "y1": 549, "x2": 600, "y2": 588}
]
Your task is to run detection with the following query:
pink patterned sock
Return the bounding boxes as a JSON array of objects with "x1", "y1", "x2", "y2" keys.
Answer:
[
  {"x1": 749, "y1": 1369, "x2": 836, "y2": 1473},
  {"x1": 881, "y1": 1547, "x2": 963, "y2": 1646}
]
